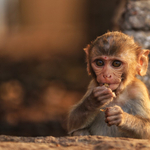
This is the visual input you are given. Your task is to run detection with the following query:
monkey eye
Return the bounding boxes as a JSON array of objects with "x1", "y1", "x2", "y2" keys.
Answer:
[
  {"x1": 112, "y1": 60, "x2": 122, "y2": 67},
  {"x1": 95, "y1": 59, "x2": 104, "y2": 66}
]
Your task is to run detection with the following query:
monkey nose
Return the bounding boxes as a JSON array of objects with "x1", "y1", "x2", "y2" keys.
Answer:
[{"x1": 103, "y1": 74, "x2": 112, "y2": 78}]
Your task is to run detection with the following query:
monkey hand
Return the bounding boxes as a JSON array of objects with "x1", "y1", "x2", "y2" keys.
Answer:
[
  {"x1": 92, "y1": 86, "x2": 116, "y2": 108},
  {"x1": 105, "y1": 105, "x2": 124, "y2": 126}
]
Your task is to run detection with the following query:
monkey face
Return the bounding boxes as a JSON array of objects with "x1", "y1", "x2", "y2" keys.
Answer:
[
  {"x1": 91, "y1": 55, "x2": 125, "y2": 91},
  {"x1": 84, "y1": 31, "x2": 149, "y2": 94}
]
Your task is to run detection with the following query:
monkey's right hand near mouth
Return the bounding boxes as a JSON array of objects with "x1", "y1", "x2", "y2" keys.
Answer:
[{"x1": 92, "y1": 85, "x2": 116, "y2": 108}]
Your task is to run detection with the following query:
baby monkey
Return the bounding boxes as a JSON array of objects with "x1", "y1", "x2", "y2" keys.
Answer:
[{"x1": 68, "y1": 31, "x2": 150, "y2": 139}]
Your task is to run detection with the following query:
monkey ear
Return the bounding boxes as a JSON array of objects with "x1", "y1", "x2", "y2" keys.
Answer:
[
  {"x1": 137, "y1": 49, "x2": 150, "y2": 76},
  {"x1": 83, "y1": 44, "x2": 91, "y2": 75}
]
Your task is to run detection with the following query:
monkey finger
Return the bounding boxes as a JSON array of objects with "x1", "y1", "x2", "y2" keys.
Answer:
[
  {"x1": 105, "y1": 110, "x2": 123, "y2": 117},
  {"x1": 93, "y1": 86, "x2": 107, "y2": 93},
  {"x1": 99, "y1": 98, "x2": 113, "y2": 106},
  {"x1": 94, "y1": 88, "x2": 113, "y2": 98},
  {"x1": 105, "y1": 106, "x2": 123, "y2": 116},
  {"x1": 106, "y1": 121, "x2": 111, "y2": 127},
  {"x1": 107, "y1": 119, "x2": 122, "y2": 126},
  {"x1": 105, "y1": 114, "x2": 122, "y2": 122},
  {"x1": 104, "y1": 119, "x2": 110, "y2": 126},
  {"x1": 112, "y1": 92, "x2": 116, "y2": 98},
  {"x1": 97, "y1": 94, "x2": 113, "y2": 101}
]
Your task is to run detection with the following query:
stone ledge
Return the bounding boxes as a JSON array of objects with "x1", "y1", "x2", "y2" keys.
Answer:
[{"x1": 0, "y1": 135, "x2": 150, "y2": 150}]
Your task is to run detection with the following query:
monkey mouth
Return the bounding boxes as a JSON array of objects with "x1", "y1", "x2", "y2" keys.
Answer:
[
  {"x1": 100, "y1": 83, "x2": 110, "y2": 87},
  {"x1": 103, "y1": 83, "x2": 109, "y2": 87},
  {"x1": 100, "y1": 82, "x2": 120, "y2": 91}
]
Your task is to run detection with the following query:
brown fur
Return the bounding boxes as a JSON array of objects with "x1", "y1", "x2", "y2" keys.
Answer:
[{"x1": 68, "y1": 31, "x2": 150, "y2": 139}]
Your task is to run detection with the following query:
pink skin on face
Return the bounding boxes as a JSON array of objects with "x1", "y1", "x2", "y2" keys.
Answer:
[{"x1": 91, "y1": 55, "x2": 123, "y2": 91}]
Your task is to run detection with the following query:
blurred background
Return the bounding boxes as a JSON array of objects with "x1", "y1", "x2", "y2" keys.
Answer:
[{"x1": 0, "y1": 0, "x2": 149, "y2": 137}]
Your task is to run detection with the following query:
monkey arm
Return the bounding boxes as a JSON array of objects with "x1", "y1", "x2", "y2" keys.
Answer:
[
  {"x1": 67, "y1": 91, "x2": 100, "y2": 135},
  {"x1": 68, "y1": 79, "x2": 117, "y2": 135},
  {"x1": 118, "y1": 112, "x2": 150, "y2": 139},
  {"x1": 68, "y1": 80, "x2": 100, "y2": 134},
  {"x1": 104, "y1": 80, "x2": 150, "y2": 139},
  {"x1": 118, "y1": 79, "x2": 150, "y2": 138}
]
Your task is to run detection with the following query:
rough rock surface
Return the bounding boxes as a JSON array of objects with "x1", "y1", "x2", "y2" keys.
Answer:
[
  {"x1": 122, "y1": 1, "x2": 150, "y2": 31},
  {"x1": 121, "y1": 0, "x2": 150, "y2": 49},
  {"x1": 124, "y1": 31, "x2": 150, "y2": 49},
  {"x1": 0, "y1": 135, "x2": 150, "y2": 150}
]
